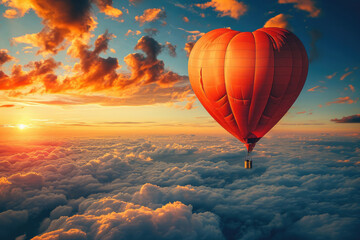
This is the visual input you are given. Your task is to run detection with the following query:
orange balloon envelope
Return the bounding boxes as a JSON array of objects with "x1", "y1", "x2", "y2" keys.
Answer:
[{"x1": 188, "y1": 27, "x2": 309, "y2": 153}]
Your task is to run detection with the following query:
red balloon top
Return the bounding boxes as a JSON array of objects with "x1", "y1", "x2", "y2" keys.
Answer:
[{"x1": 188, "y1": 28, "x2": 308, "y2": 152}]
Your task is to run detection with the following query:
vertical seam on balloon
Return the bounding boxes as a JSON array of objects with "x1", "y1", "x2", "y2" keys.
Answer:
[
  {"x1": 258, "y1": 28, "x2": 297, "y2": 135},
  {"x1": 255, "y1": 30, "x2": 276, "y2": 133},
  {"x1": 249, "y1": 31, "x2": 257, "y2": 136},
  {"x1": 200, "y1": 31, "x2": 233, "y2": 100},
  {"x1": 223, "y1": 31, "x2": 243, "y2": 137},
  {"x1": 199, "y1": 30, "x2": 240, "y2": 137},
  {"x1": 263, "y1": 29, "x2": 294, "y2": 121}
]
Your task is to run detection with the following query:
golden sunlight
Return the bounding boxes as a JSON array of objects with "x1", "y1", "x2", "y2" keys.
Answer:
[{"x1": 17, "y1": 124, "x2": 28, "y2": 130}]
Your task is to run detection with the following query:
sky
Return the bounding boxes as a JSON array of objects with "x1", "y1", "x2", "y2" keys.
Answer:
[
  {"x1": 0, "y1": 0, "x2": 360, "y2": 239},
  {"x1": 0, "y1": 0, "x2": 359, "y2": 139}
]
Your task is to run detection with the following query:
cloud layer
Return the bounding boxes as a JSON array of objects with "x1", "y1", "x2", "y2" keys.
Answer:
[{"x1": 0, "y1": 134, "x2": 359, "y2": 239}]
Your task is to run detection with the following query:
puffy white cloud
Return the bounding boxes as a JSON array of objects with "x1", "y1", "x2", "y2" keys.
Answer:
[{"x1": 0, "y1": 134, "x2": 359, "y2": 239}]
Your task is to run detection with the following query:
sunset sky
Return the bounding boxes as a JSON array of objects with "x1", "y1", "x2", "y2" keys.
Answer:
[
  {"x1": 1, "y1": 1, "x2": 360, "y2": 240},
  {"x1": 0, "y1": 0, "x2": 359, "y2": 139}
]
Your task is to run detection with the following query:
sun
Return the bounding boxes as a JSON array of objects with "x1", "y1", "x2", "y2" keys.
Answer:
[{"x1": 17, "y1": 124, "x2": 27, "y2": 130}]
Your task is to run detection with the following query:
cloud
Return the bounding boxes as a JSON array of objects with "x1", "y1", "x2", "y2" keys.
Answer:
[
  {"x1": 0, "y1": 49, "x2": 14, "y2": 65},
  {"x1": 264, "y1": 14, "x2": 291, "y2": 29},
  {"x1": 278, "y1": 0, "x2": 320, "y2": 17},
  {"x1": 307, "y1": 85, "x2": 327, "y2": 92},
  {"x1": 0, "y1": 104, "x2": 15, "y2": 108},
  {"x1": 309, "y1": 29, "x2": 322, "y2": 62},
  {"x1": 6, "y1": 0, "x2": 98, "y2": 55},
  {"x1": 125, "y1": 29, "x2": 142, "y2": 36},
  {"x1": 34, "y1": 201, "x2": 223, "y2": 240},
  {"x1": 183, "y1": 16, "x2": 189, "y2": 22},
  {"x1": 349, "y1": 84, "x2": 355, "y2": 92},
  {"x1": 326, "y1": 96, "x2": 357, "y2": 106},
  {"x1": 144, "y1": 28, "x2": 158, "y2": 36},
  {"x1": 2, "y1": 33, "x2": 192, "y2": 107},
  {"x1": 165, "y1": 42, "x2": 177, "y2": 57},
  {"x1": 340, "y1": 71, "x2": 353, "y2": 80},
  {"x1": 0, "y1": 58, "x2": 61, "y2": 90},
  {"x1": 326, "y1": 72, "x2": 337, "y2": 79},
  {"x1": 95, "y1": 0, "x2": 123, "y2": 19},
  {"x1": 0, "y1": 134, "x2": 360, "y2": 239},
  {"x1": 184, "y1": 41, "x2": 196, "y2": 57},
  {"x1": 135, "y1": 8, "x2": 166, "y2": 26},
  {"x1": 331, "y1": 114, "x2": 360, "y2": 123},
  {"x1": 195, "y1": 0, "x2": 247, "y2": 19},
  {"x1": 178, "y1": 28, "x2": 205, "y2": 41}
]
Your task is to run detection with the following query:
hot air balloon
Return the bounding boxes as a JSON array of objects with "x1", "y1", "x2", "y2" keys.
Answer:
[{"x1": 188, "y1": 27, "x2": 309, "y2": 168}]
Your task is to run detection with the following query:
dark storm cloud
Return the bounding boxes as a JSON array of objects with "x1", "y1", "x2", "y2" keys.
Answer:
[{"x1": 0, "y1": 135, "x2": 359, "y2": 239}]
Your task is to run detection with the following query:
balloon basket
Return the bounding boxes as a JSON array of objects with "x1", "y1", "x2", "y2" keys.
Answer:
[{"x1": 244, "y1": 159, "x2": 252, "y2": 169}]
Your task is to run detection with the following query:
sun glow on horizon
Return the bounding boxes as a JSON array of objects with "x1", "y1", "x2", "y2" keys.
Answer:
[{"x1": 17, "y1": 124, "x2": 28, "y2": 130}]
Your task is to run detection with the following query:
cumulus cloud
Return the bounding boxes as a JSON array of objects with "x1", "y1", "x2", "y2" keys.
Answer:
[
  {"x1": 0, "y1": 49, "x2": 14, "y2": 65},
  {"x1": 7, "y1": 0, "x2": 98, "y2": 55},
  {"x1": 135, "y1": 8, "x2": 166, "y2": 26},
  {"x1": 0, "y1": 134, "x2": 359, "y2": 239},
  {"x1": 1, "y1": 32, "x2": 192, "y2": 107},
  {"x1": 278, "y1": 0, "x2": 320, "y2": 17},
  {"x1": 195, "y1": 0, "x2": 247, "y2": 19},
  {"x1": 184, "y1": 41, "x2": 196, "y2": 57},
  {"x1": 264, "y1": 14, "x2": 291, "y2": 29},
  {"x1": 183, "y1": 16, "x2": 189, "y2": 22},
  {"x1": 331, "y1": 114, "x2": 360, "y2": 123},
  {"x1": 95, "y1": 0, "x2": 123, "y2": 19}
]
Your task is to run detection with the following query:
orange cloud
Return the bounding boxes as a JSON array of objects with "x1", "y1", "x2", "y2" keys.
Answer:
[
  {"x1": 183, "y1": 16, "x2": 189, "y2": 22},
  {"x1": 349, "y1": 84, "x2": 355, "y2": 92},
  {"x1": 307, "y1": 85, "x2": 327, "y2": 92},
  {"x1": 278, "y1": 0, "x2": 320, "y2": 17},
  {"x1": 0, "y1": 49, "x2": 14, "y2": 65},
  {"x1": 326, "y1": 97, "x2": 357, "y2": 106},
  {"x1": 3, "y1": 0, "x2": 120, "y2": 55},
  {"x1": 195, "y1": 0, "x2": 247, "y2": 19},
  {"x1": 125, "y1": 29, "x2": 142, "y2": 36},
  {"x1": 0, "y1": 58, "x2": 60, "y2": 90},
  {"x1": 264, "y1": 14, "x2": 291, "y2": 29},
  {"x1": 0, "y1": 104, "x2": 15, "y2": 107},
  {"x1": 135, "y1": 8, "x2": 166, "y2": 26},
  {"x1": 326, "y1": 72, "x2": 337, "y2": 79},
  {"x1": 296, "y1": 111, "x2": 306, "y2": 114},
  {"x1": 184, "y1": 41, "x2": 195, "y2": 57},
  {"x1": 95, "y1": 0, "x2": 123, "y2": 18},
  {"x1": 340, "y1": 71, "x2": 353, "y2": 80},
  {"x1": 3, "y1": 9, "x2": 19, "y2": 18}
]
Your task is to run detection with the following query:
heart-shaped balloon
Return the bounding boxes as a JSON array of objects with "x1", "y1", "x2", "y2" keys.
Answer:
[{"x1": 188, "y1": 27, "x2": 308, "y2": 152}]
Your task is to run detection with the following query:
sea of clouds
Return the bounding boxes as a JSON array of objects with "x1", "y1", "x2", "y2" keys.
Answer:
[{"x1": 0, "y1": 134, "x2": 359, "y2": 240}]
